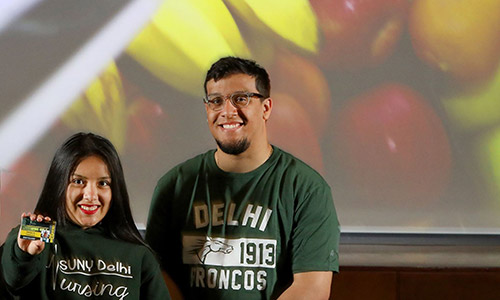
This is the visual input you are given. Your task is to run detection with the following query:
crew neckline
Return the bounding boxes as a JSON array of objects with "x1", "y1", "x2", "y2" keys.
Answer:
[{"x1": 208, "y1": 145, "x2": 279, "y2": 178}]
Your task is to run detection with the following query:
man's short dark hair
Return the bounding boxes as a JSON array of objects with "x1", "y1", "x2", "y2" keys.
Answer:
[{"x1": 204, "y1": 56, "x2": 271, "y2": 98}]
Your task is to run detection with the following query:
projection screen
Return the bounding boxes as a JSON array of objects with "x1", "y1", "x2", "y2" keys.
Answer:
[{"x1": 1, "y1": 0, "x2": 500, "y2": 265}]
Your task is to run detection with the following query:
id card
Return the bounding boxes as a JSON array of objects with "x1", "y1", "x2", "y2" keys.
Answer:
[{"x1": 20, "y1": 217, "x2": 56, "y2": 243}]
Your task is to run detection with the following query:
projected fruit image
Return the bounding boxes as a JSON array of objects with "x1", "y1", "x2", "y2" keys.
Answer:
[
  {"x1": 127, "y1": 96, "x2": 168, "y2": 159},
  {"x1": 477, "y1": 127, "x2": 500, "y2": 203},
  {"x1": 0, "y1": 153, "x2": 44, "y2": 241},
  {"x1": 268, "y1": 92, "x2": 324, "y2": 173},
  {"x1": 310, "y1": 0, "x2": 408, "y2": 69},
  {"x1": 224, "y1": 0, "x2": 318, "y2": 54},
  {"x1": 61, "y1": 63, "x2": 127, "y2": 151},
  {"x1": 269, "y1": 50, "x2": 331, "y2": 136},
  {"x1": 127, "y1": 0, "x2": 250, "y2": 97},
  {"x1": 443, "y1": 65, "x2": 500, "y2": 132},
  {"x1": 5, "y1": 0, "x2": 500, "y2": 243},
  {"x1": 409, "y1": 0, "x2": 500, "y2": 86},
  {"x1": 333, "y1": 83, "x2": 452, "y2": 203}
]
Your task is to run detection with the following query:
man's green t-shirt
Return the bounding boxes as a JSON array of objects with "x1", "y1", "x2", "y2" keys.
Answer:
[{"x1": 146, "y1": 146, "x2": 340, "y2": 299}]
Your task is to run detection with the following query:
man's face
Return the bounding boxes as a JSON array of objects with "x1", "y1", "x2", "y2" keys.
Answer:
[{"x1": 205, "y1": 73, "x2": 271, "y2": 155}]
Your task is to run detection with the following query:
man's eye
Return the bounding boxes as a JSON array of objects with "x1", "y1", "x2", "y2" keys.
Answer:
[
  {"x1": 210, "y1": 97, "x2": 223, "y2": 105},
  {"x1": 233, "y1": 94, "x2": 248, "y2": 103}
]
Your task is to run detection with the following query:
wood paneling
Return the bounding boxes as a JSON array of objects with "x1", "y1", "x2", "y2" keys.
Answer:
[
  {"x1": 332, "y1": 267, "x2": 500, "y2": 300},
  {"x1": 332, "y1": 269, "x2": 398, "y2": 300},
  {"x1": 399, "y1": 270, "x2": 500, "y2": 300}
]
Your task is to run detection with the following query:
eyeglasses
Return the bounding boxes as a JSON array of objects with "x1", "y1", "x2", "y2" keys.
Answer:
[{"x1": 203, "y1": 92, "x2": 265, "y2": 111}]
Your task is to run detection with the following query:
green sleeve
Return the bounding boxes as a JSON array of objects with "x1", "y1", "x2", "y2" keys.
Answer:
[
  {"x1": 1, "y1": 227, "x2": 47, "y2": 291},
  {"x1": 139, "y1": 249, "x2": 171, "y2": 299},
  {"x1": 290, "y1": 184, "x2": 340, "y2": 273}
]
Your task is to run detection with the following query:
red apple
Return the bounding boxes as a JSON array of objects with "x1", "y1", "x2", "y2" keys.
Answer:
[
  {"x1": 409, "y1": 0, "x2": 500, "y2": 86},
  {"x1": 269, "y1": 50, "x2": 332, "y2": 137},
  {"x1": 268, "y1": 93, "x2": 325, "y2": 174},
  {"x1": 332, "y1": 83, "x2": 452, "y2": 204},
  {"x1": 310, "y1": 0, "x2": 409, "y2": 69},
  {"x1": 126, "y1": 96, "x2": 168, "y2": 159},
  {"x1": 121, "y1": 73, "x2": 171, "y2": 161}
]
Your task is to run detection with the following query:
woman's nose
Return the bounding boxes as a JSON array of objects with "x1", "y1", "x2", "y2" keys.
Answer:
[{"x1": 83, "y1": 184, "x2": 98, "y2": 200}]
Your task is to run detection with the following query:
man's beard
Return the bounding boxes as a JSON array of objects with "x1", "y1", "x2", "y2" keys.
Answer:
[{"x1": 216, "y1": 138, "x2": 250, "y2": 155}]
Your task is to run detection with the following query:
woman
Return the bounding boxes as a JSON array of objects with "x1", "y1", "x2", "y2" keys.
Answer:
[{"x1": 1, "y1": 132, "x2": 170, "y2": 299}]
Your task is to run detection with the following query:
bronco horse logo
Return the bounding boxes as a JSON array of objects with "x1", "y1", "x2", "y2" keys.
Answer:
[{"x1": 196, "y1": 237, "x2": 234, "y2": 264}]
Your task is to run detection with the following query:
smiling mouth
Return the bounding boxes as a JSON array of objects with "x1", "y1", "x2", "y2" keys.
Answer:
[
  {"x1": 79, "y1": 205, "x2": 100, "y2": 215},
  {"x1": 220, "y1": 123, "x2": 243, "y2": 130}
]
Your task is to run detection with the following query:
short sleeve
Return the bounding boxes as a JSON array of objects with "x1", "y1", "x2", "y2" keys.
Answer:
[{"x1": 290, "y1": 184, "x2": 340, "y2": 273}]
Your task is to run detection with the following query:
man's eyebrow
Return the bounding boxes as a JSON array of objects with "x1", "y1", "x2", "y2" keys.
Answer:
[{"x1": 207, "y1": 91, "x2": 248, "y2": 96}]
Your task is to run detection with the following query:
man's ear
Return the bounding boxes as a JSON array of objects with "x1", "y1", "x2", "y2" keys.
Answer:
[{"x1": 263, "y1": 97, "x2": 272, "y2": 121}]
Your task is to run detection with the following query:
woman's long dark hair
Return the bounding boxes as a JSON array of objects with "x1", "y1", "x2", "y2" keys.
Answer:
[{"x1": 34, "y1": 132, "x2": 146, "y2": 246}]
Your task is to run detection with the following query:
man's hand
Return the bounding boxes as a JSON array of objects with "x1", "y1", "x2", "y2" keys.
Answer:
[
  {"x1": 17, "y1": 212, "x2": 51, "y2": 256},
  {"x1": 278, "y1": 271, "x2": 333, "y2": 300}
]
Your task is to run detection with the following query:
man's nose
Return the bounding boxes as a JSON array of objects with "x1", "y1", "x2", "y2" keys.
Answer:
[{"x1": 220, "y1": 97, "x2": 238, "y2": 115}]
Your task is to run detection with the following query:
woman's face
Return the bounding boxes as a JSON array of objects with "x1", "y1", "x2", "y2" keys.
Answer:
[{"x1": 65, "y1": 155, "x2": 112, "y2": 229}]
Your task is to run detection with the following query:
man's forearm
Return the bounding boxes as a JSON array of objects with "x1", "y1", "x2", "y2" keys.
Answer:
[{"x1": 277, "y1": 271, "x2": 333, "y2": 300}]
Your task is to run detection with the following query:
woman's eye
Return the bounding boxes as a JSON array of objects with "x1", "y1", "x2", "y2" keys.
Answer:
[
  {"x1": 72, "y1": 178, "x2": 84, "y2": 185},
  {"x1": 99, "y1": 180, "x2": 111, "y2": 187}
]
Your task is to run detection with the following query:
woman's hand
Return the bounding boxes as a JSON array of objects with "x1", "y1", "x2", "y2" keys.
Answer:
[{"x1": 17, "y1": 212, "x2": 52, "y2": 255}]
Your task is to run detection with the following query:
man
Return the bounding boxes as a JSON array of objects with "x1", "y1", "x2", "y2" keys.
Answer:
[{"x1": 146, "y1": 56, "x2": 340, "y2": 299}]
